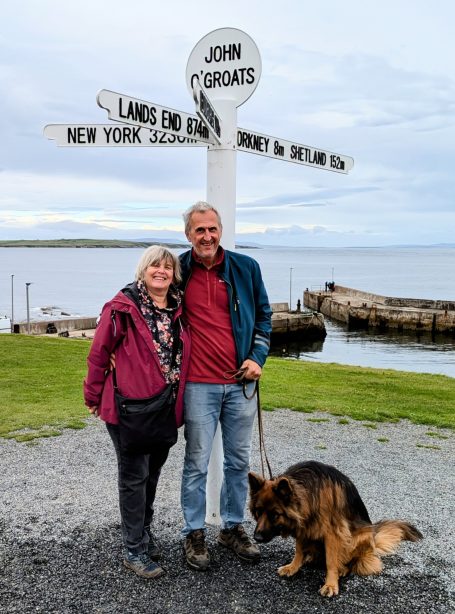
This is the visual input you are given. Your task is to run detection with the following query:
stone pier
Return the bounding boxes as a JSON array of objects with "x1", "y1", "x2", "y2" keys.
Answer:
[
  {"x1": 270, "y1": 303, "x2": 326, "y2": 339},
  {"x1": 304, "y1": 285, "x2": 455, "y2": 335}
]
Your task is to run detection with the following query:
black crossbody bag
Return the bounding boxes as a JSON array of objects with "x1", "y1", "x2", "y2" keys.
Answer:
[{"x1": 113, "y1": 315, "x2": 179, "y2": 455}]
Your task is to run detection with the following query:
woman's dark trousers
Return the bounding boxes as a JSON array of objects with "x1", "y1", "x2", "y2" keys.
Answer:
[{"x1": 106, "y1": 423, "x2": 170, "y2": 554}]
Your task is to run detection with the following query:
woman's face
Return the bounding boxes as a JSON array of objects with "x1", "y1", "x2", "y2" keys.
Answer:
[{"x1": 143, "y1": 258, "x2": 174, "y2": 295}]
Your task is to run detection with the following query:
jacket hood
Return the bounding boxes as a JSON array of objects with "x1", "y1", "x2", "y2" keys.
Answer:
[
  {"x1": 106, "y1": 284, "x2": 140, "y2": 313},
  {"x1": 108, "y1": 281, "x2": 183, "y2": 319}
]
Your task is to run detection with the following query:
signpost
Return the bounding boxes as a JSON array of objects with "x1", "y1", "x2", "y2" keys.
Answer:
[
  {"x1": 96, "y1": 90, "x2": 213, "y2": 144},
  {"x1": 185, "y1": 27, "x2": 262, "y2": 109},
  {"x1": 43, "y1": 123, "x2": 353, "y2": 176},
  {"x1": 44, "y1": 26, "x2": 354, "y2": 527},
  {"x1": 43, "y1": 124, "x2": 206, "y2": 147},
  {"x1": 192, "y1": 78, "x2": 222, "y2": 144},
  {"x1": 237, "y1": 127, "x2": 354, "y2": 174},
  {"x1": 185, "y1": 29, "x2": 264, "y2": 517}
]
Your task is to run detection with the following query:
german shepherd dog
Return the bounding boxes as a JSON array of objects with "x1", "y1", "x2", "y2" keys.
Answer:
[{"x1": 248, "y1": 461, "x2": 422, "y2": 597}]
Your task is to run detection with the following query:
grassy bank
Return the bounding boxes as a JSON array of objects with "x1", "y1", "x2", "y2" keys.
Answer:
[
  {"x1": 263, "y1": 357, "x2": 454, "y2": 428},
  {"x1": 0, "y1": 335, "x2": 89, "y2": 440},
  {"x1": 0, "y1": 335, "x2": 454, "y2": 442}
]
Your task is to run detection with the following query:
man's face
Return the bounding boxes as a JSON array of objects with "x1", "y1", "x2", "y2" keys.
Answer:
[{"x1": 186, "y1": 210, "x2": 222, "y2": 266}]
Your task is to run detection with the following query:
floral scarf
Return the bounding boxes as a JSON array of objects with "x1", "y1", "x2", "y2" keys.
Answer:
[{"x1": 136, "y1": 280, "x2": 182, "y2": 386}]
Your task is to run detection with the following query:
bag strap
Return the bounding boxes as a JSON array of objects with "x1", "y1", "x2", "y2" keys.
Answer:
[
  {"x1": 111, "y1": 309, "x2": 129, "y2": 391},
  {"x1": 170, "y1": 317, "x2": 181, "y2": 368},
  {"x1": 112, "y1": 365, "x2": 119, "y2": 390},
  {"x1": 111, "y1": 310, "x2": 181, "y2": 391}
]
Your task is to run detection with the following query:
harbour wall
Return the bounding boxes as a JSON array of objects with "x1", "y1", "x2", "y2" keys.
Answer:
[
  {"x1": 304, "y1": 286, "x2": 455, "y2": 335},
  {"x1": 335, "y1": 285, "x2": 455, "y2": 311},
  {"x1": 13, "y1": 317, "x2": 97, "y2": 335},
  {"x1": 13, "y1": 303, "x2": 326, "y2": 339},
  {"x1": 270, "y1": 303, "x2": 325, "y2": 339}
]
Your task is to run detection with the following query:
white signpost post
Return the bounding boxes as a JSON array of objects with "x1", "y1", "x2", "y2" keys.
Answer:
[
  {"x1": 44, "y1": 27, "x2": 353, "y2": 527},
  {"x1": 184, "y1": 28, "x2": 263, "y2": 524}
]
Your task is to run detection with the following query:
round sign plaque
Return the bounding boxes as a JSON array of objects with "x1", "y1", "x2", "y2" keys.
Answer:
[{"x1": 186, "y1": 28, "x2": 261, "y2": 107}]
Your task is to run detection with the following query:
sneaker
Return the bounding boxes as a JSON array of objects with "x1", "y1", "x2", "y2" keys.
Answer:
[
  {"x1": 123, "y1": 551, "x2": 165, "y2": 579},
  {"x1": 145, "y1": 527, "x2": 161, "y2": 561},
  {"x1": 183, "y1": 529, "x2": 210, "y2": 571},
  {"x1": 218, "y1": 524, "x2": 261, "y2": 563}
]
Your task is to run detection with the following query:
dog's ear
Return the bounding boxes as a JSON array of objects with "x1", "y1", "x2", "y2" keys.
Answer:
[
  {"x1": 248, "y1": 472, "x2": 265, "y2": 494},
  {"x1": 273, "y1": 478, "x2": 293, "y2": 504}
]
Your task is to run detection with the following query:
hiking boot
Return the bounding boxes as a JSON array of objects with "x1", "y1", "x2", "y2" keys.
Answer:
[
  {"x1": 218, "y1": 524, "x2": 261, "y2": 563},
  {"x1": 123, "y1": 551, "x2": 165, "y2": 579},
  {"x1": 183, "y1": 529, "x2": 210, "y2": 571},
  {"x1": 145, "y1": 526, "x2": 161, "y2": 561}
]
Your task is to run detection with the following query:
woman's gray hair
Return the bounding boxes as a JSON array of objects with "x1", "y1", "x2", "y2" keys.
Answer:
[
  {"x1": 183, "y1": 201, "x2": 222, "y2": 236},
  {"x1": 135, "y1": 245, "x2": 182, "y2": 284}
]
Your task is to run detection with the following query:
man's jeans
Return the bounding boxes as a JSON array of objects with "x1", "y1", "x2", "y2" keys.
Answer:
[
  {"x1": 181, "y1": 381, "x2": 257, "y2": 536},
  {"x1": 106, "y1": 423, "x2": 169, "y2": 554}
]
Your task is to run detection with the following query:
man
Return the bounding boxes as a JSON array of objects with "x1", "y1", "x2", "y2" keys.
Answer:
[{"x1": 179, "y1": 201, "x2": 272, "y2": 571}]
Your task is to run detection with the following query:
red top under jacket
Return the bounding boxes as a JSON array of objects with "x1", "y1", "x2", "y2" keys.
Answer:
[{"x1": 184, "y1": 249, "x2": 238, "y2": 383}]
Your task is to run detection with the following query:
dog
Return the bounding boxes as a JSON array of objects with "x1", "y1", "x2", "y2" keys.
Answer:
[{"x1": 248, "y1": 461, "x2": 422, "y2": 597}]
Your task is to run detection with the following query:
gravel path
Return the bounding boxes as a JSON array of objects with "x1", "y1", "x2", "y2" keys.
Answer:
[{"x1": 1, "y1": 410, "x2": 453, "y2": 614}]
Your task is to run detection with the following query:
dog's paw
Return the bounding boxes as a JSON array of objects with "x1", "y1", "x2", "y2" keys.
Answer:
[
  {"x1": 278, "y1": 563, "x2": 300, "y2": 577},
  {"x1": 319, "y1": 582, "x2": 339, "y2": 597},
  {"x1": 338, "y1": 564, "x2": 350, "y2": 577}
]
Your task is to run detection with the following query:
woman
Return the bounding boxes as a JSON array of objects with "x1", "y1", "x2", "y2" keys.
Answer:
[{"x1": 84, "y1": 245, "x2": 189, "y2": 579}]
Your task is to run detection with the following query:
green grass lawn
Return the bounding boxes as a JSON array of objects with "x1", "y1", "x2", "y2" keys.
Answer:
[
  {"x1": 261, "y1": 357, "x2": 454, "y2": 428},
  {"x1": 0, "y1": 335, "x2": 89, "y2": 440},
  {"x1": 0, "y1": 335, "x2": 454, "y2": 442}
]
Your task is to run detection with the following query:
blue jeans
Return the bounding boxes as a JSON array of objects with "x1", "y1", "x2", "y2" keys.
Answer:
[{"x1": 181, "y1": 382, "x2": 257, "y2": 535}]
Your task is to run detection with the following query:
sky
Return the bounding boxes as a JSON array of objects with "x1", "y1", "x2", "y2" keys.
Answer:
[{"x1": 1, "y1": 0, "x2": 454, "y2": 247}]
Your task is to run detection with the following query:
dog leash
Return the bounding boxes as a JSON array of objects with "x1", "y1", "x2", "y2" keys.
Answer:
[{"x1": 223, "y1": 368, "x2": 273, "y2": 480}]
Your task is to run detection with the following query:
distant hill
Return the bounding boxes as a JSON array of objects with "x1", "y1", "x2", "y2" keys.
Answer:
[
  {"x1": 0, "y1": 239, "x2": 186, "y2": 248},
  {"x1": 0, "y1": 238, "x2": 260, "y2": 249}
]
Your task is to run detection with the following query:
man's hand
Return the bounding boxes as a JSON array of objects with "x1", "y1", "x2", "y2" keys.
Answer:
[
  {"x1": 88, "y1": 405, "x2": 98, "y2": 416},
  {"x1": 240, "y1": 359, "x2": 262, "y2": 380}
]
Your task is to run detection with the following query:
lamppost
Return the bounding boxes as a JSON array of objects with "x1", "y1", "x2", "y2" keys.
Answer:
[
  {"x1": 289, "y1": 267, "x2": 293, "y2": 310},
  {"x1": 11, "y1": 274, "x2": 14, "y2": 333},
  {"x1": 25, "y1": 282, "x2": 32, "y2": 334}
]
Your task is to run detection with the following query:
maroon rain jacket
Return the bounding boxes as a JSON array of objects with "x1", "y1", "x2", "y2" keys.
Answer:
[{"x1": 83, "y1": 289, "x2": 190, "y2": 427}]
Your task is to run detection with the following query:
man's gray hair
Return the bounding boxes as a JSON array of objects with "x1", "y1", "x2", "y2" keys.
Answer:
[
  {"x1": 183, "y1": 201, "x2": 222, "y2": 236},
  {"x1": 135, "y1": 245, "x2": 182, "y2": 284}
]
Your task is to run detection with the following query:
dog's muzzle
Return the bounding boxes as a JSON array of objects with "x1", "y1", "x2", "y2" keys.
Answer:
[{"x1": 253, "y1": 528, "x2": 274, "y2": 543}]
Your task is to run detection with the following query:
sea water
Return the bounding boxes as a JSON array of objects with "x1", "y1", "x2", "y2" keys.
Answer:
[{"x1": 1, "y1": 246, "x2": 454, "y2": 377}]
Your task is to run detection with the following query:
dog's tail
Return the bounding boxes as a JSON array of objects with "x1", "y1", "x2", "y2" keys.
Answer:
[{"x1": 373, "y1": 520, "x2": 423, "y2": 555}]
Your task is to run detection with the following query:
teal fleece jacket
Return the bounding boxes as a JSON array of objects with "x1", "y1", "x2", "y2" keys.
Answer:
[{"x1": 179, "y1": 248, "x2": 272, "y2": 368}]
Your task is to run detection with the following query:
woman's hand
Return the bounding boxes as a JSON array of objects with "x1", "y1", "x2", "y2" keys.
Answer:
[{"x1": 88, "y1": 405, "x2": 98, "y2": 416}]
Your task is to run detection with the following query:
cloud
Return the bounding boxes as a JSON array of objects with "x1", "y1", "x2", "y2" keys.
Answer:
[
  {"x1": 0, "y1": 170, "x2": 202, "y2": 212},
  {"x1": 0, "y1": 2, "x2": 454, "y2": 247},
  {"x1": 235, "y1": 224, "x2": 378, "y2": 247},
  {"x1": 0, "y1": 219, "x2": 188, "y2": 242}
]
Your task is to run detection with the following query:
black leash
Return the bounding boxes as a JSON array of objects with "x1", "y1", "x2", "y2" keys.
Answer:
[{"x1": 223, "y1": 368, "x2": 273, "y2": 480}]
